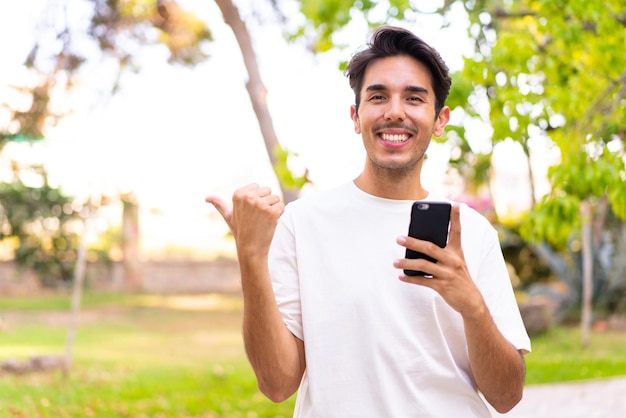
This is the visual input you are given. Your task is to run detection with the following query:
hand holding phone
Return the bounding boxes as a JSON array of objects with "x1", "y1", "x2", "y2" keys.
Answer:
[{"x1": 404, "y1": 201, "x2": 451, "y2": 277}]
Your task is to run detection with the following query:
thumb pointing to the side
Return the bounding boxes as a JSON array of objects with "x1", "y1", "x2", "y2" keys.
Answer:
[{"x1": 205, "y1": 195, "x2": 234, "y2": 231}]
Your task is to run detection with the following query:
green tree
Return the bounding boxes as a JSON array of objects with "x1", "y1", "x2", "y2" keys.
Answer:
[
  {"x1": 0, "y1": 164, "x2": 83, "y2": 285},
  {"x1": 453, "y1": 0, "x2": 626, "y2": 344}
]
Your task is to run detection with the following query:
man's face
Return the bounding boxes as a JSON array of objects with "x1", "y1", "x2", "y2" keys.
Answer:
[{"x1": 350, "y1": 55, "x2": 449, "y2": 175}]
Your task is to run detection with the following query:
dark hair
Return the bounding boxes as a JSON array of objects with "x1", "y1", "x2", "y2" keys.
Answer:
[{"x1": 345, "y1": 26, "x2": 452, "y2": 117}]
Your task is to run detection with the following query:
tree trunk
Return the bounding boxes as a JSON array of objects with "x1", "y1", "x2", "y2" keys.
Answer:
[
  {"x1": 520, "y1": 140, "x2": 537, "y2": 206},
  {"x1": 64, "y1": 208, "x2": 91, "y2": 377},
  {"x1": 122, "y1": 193, "x2": 143, "y2": 291},
  {"x1": 213, "y1": 0, "x2": 299, "y2": 203},
  {"x1": 580, "y1": 200, "x2": 593, "y2": 347}
]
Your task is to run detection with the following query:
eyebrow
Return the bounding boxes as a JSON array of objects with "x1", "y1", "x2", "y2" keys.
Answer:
[{"x1": 365, "y1": 84, "x2": 429, "y2": 95}]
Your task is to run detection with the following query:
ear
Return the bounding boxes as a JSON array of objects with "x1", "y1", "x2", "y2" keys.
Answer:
[
  {"x1": 433, "y1": 106, "x2": 450, "y2": 138},
  {"x1": 350, "y1": 105, "x2": 361, "y2": 134}
]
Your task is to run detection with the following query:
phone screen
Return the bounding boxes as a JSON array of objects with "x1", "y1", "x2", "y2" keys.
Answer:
[{"x1": 404, "y1": 201, "x2": 451, "y2": 276}]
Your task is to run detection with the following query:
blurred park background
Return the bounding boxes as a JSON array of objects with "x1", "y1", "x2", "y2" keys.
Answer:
[{"x1": 0, "y1": 0, "x2": 625, "y2": 416}]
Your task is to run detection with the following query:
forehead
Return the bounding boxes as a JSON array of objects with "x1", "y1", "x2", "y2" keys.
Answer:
[{"x1": 362, "y1": 55, "x2": 434, "y2": 93}]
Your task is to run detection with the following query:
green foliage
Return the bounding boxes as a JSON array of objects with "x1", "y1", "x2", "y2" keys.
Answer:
[
  {"x1": 101, "y1": 0, "x2": 213, "y2": 66},
  {"x1": 609, "y1": 180, "x2": 626, "y2": 220},
  {"x1": 294, "y1": 0, "x2": 383, "y2": 52},
  {"x1": 0, "y1": 166, "x2": 83, "y2": 285},
  {"x1": 519, "y1": 194, "x2": 580, "y2": 250},
  {"x1": 292, "y1": 0, "x2": 455, "y2": 52},
  {"x1": 520, "y1": 143, "x2": 626, "y2": 248},
  {"x1": 459, "y1": 0, "x2": 625, "y2": 195},
  {"x1": 452, "y1": 0, "x2": 626, "y2": 261},
  {"x1": 552, "y1": 146, "x2": 625, "y2": 201},
  {"x1": 273, "y1": 144, "x2": 310, "y2": 191}
]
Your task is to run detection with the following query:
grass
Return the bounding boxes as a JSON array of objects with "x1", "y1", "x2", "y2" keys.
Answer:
[
  {"x1": 0, "y1": 293, "x2": 296, "y2": 418},
  {"x1": 525, "y1": 325, "x2": 626, "y2": 384},
  {"x1": 1, "y1": 292, "x2": 626, "y2": 417}
]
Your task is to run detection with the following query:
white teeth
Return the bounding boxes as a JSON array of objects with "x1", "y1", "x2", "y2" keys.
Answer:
[{"x1": 381, "y1": 133, "x2": 409, "y2": 142}]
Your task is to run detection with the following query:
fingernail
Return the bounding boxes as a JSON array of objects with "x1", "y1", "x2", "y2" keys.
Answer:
[{"x1": 396, "y1": 236, "x2": 406, "y2": 244}]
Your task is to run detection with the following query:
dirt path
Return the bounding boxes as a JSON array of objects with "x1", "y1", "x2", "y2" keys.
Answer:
[{"x1": 489, "y1": 376, "x2": 626, "y2": 417}]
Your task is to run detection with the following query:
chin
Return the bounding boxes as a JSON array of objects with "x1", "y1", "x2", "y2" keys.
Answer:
[{"x1": 372, "y1": 160, "x2": 420, "y2": 175}]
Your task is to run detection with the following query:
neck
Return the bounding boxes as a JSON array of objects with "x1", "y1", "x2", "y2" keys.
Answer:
[{"x1": 354, "y1": 164, "x2": 428, "y2": 200}]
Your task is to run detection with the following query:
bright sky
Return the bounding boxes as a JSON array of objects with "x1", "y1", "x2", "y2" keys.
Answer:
[{"x1": 0, "y1": 0, "x2": 535, "y2": 259}]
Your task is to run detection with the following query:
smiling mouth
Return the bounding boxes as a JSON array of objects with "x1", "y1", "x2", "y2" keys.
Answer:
[{"x1": 380, "y1": 133, "x2": 410, "y2": 143}]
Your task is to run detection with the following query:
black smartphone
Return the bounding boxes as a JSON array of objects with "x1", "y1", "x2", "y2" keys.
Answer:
[{"x1": 404, "y1": 201, "x2": 452, "y2": 276}]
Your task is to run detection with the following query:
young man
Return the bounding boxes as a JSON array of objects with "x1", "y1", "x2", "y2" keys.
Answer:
[{"x1": 206, "y1": 26, "x2": 531, "y2": 417}]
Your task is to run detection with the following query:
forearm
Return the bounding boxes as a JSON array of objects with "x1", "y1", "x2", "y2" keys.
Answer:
[
  {"x1": 239, "y1": 256, "x2": 305, "y2": 402},
  {"x1": 463, "y1": 304, "x2": 526, "y2": 413}
]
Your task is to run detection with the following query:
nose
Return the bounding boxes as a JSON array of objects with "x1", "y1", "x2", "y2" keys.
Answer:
[{"x1": 384, "y1": 97, "x2": 405, "y2": 121}]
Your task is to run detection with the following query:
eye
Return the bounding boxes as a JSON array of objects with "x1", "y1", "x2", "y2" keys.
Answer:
[
  {"x1": 368, "y1": 94, "x2": 386, "y2": 102},
  {"x1": 408, "y1": 96, "x2": 425, "y2": 103}
]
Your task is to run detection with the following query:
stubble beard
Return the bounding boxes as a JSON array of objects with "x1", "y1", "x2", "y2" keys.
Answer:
[{"x1": 367, "y1": 151, "x2": 425, "y2": 184}]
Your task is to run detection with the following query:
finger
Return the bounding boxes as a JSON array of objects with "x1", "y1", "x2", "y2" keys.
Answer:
[
  {"x1": 264, "y1": 193, "x2": 282, "y2": 206},
  {"x1": 393, "y1": 256, "x2": 436, "y2": 277},
  {"x1": 235, "y1": 184, "x2": 275, "y2": 204},
  {"x1": 205, "y1": 195, "x2": 226, "y2": 213},
  {"x1": 394, "y1": 245, "x2": 448, "y2": 272},
  {"x1": 397, "y1": 235, "x2": 446, "y2": 261},
  {"x1": 398, "y1": 272, "x2": 441, "y2": 292},
  {"x1": 246, "y1": 184, "x2": 282, "y2": 208},
  {"x1": 447, "y1": 204, "x2": 462, "y2": 250},
  {"x1": 205, "y1": 195, "x2": 233, "y2": 226},
  {"x1": 270, "y1": 201, "x2": 286, "y2": 217},
  {"x1": 257, "y1": 185, "x2": 272, "y2": 197}
]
